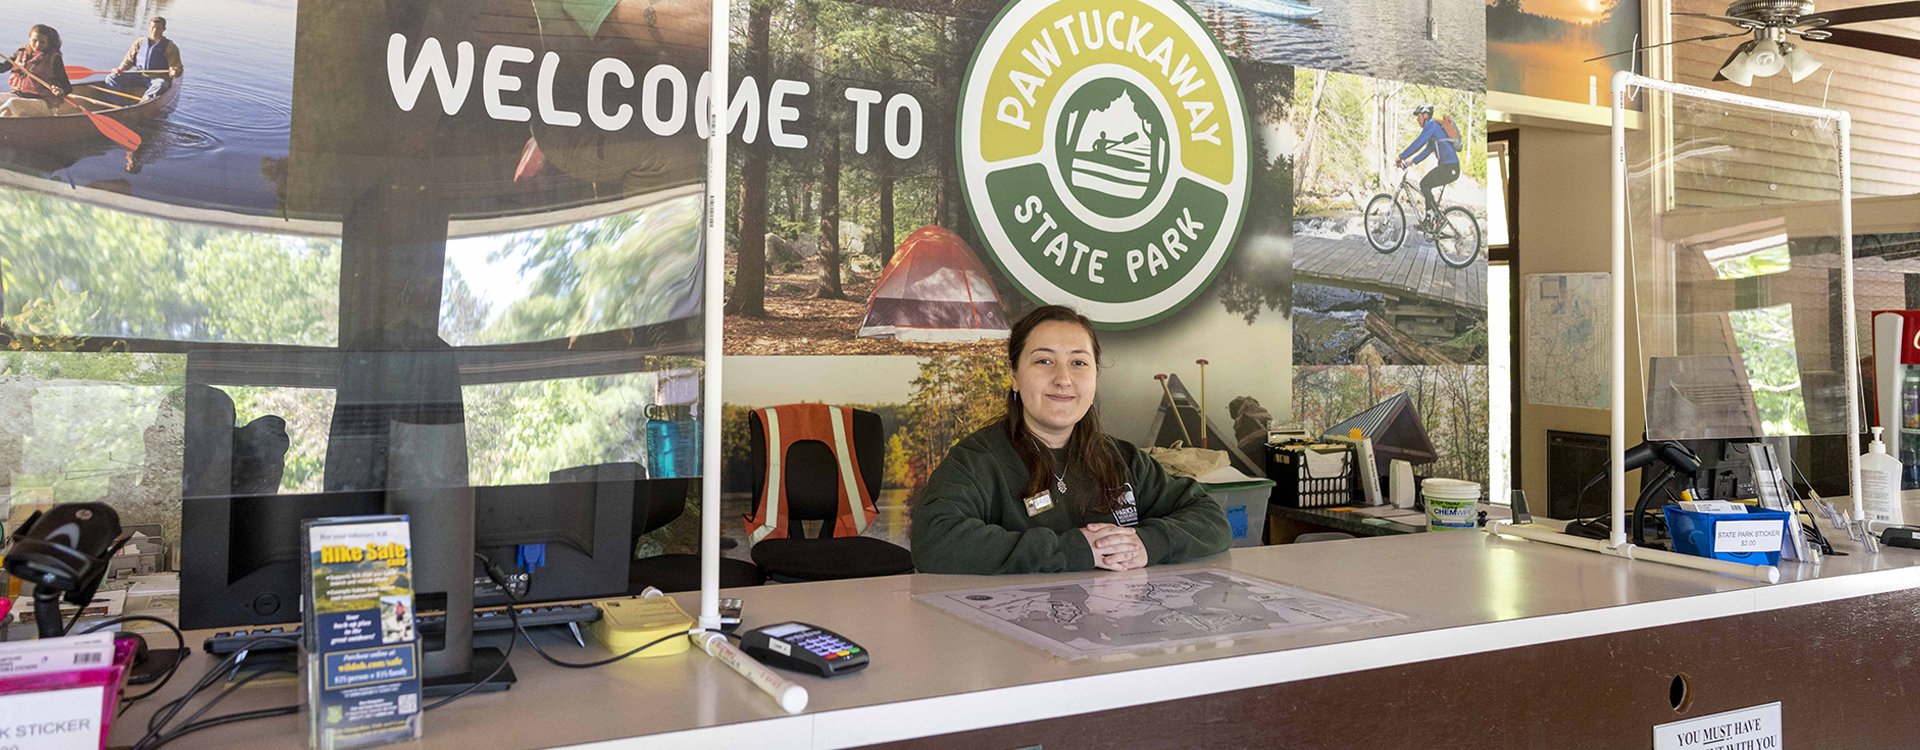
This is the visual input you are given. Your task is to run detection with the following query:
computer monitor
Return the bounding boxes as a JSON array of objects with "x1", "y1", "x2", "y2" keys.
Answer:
[{"x1": 180, "y1": 476, "x2": 688, "y2": 630}]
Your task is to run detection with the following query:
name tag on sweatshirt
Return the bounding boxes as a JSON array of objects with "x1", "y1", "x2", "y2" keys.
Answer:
[{"x1": 1023, "y1": 491, "x2": 1054, "y2": 517}]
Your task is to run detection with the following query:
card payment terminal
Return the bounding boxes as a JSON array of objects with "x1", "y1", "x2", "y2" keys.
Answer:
[{"x1": 739, "y1": 622, "x2": 869, "y2": 677}]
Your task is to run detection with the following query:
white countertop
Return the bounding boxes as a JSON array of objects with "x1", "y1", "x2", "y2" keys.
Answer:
[{"x1": 111, "y1": 517, "x2": 1920, "y2": 750}]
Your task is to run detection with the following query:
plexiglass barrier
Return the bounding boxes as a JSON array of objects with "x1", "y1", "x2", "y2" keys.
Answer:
[{"x1": 1621, "y1": 78, "x2": 1852, "y2": 442}]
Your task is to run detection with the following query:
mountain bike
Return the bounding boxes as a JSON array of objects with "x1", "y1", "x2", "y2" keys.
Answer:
[{"x1": 1362, "y1": 167, "x2": 1483, "y2": 268}]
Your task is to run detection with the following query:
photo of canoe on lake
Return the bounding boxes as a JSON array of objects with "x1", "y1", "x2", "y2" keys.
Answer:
[
  {"x1": 1194, "y1": 0, "x2": 1485, "y2": 92},
  {"x1": 0, "y1": 0, "x2": 296, "y2": 217},
  {"x1": 2, "y1": 0, "x2": 711, "y2": 230}
]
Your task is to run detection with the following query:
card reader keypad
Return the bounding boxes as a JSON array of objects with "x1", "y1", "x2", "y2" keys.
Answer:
[
  {"x1": 792, "y1": 628, "x2": 861, "y2": 661},
  {"x1": 741, "y1": 622, "x2": 869, "y2": 677}
]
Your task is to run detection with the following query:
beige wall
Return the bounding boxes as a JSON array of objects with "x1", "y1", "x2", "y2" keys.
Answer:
[{"x1": 1508, "y1": 125, "x2": 1648, "y2": 513}]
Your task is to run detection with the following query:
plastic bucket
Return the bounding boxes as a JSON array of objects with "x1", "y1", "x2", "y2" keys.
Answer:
[{"x1": 1422, "y1": 478, "x2": 1481, "y2": 531}]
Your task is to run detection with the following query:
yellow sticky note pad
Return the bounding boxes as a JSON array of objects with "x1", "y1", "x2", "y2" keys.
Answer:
[{"x1": 590, "y1": 597, "x2": 693, "y2": 657}]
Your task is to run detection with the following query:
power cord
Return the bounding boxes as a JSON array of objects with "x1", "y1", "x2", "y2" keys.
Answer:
[
  {"x1": 418, "y1": 555, "x2": 527, "y2": 712},
  {"x1": 472, "y1": 553, "x2": 735, "y2": 672},
  {"x1": 132, "y1": 636, "x2": 301, "y2": 750},
  {"x1": 79, "y1": 615, "x2": 188, "y2": 709}
]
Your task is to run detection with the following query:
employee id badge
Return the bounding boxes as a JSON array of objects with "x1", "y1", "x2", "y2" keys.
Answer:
[{"x1": 1023, "y1": 490, "x2": 1055, "y2": 517}]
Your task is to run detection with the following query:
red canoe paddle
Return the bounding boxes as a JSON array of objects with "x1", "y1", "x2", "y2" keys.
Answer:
[
  {"x1": 10, "y1": 65, "x2": 142, "y2": 151},
  {"x1": 65, "y1": 65, "x2": 167, "y2": 79}
]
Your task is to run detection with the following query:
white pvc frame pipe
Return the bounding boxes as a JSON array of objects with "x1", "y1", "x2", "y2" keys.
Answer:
[
  {"x1": 1491, "y1": 72, "x2": 1853, "y2": 585},
  {"x1": 699, "y1": 0, "x2": 730, "y2": 633}
]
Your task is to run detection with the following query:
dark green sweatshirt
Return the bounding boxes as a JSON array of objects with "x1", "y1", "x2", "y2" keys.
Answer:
[{"x1": 910, "y1": 420, "x2": 1232, "y2": 574}]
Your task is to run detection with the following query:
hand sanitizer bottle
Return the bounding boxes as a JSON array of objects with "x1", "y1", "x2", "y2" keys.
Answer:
[{"x1": 1861, "y1": 426, "x2": 1903, "y2": 526}]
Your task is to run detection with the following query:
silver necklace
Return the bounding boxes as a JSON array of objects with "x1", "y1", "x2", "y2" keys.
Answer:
[{"x1": 1028, "y1": 432, "x2": 1069, "y2": 494}]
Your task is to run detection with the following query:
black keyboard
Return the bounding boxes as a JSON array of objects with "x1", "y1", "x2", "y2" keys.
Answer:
[{"x1": 202, "y1": 602, "x2": 603, "y2": 654}]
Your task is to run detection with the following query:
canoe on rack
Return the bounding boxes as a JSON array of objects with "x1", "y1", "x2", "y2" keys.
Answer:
[{"x1": 0, "y1": 78, "x2": 179, "y2": 149}]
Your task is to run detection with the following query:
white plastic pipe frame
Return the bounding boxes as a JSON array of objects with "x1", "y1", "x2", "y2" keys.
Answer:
[
  {"x1": 699, "y1": 0, "x2": 731, "y2": 634},
  {"x1": 1487, "y1": 520, "x2": 1780, "y2": 584},
  {"x1": 1498, "y1": 71, "x2": 1854, "y2": 585}
]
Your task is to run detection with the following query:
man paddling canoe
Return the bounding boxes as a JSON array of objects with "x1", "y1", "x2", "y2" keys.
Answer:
[{"x1": 105, "y1": 16, "x2": 184, "y2": 100}]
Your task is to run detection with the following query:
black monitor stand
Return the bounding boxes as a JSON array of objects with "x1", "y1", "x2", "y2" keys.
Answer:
[{"x1": 388, "y1": 485, "x2": 515, "y2": 697}]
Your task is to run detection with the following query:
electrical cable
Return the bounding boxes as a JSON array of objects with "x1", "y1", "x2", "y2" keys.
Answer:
[
  {"x1": 145, "y1": 636, "x2": 300, "y2": 736},
  {"x1": 80, "y1": 615, "x2": 188, "y2": 707},
  {"x1": 60, "y1": 602, "x2": 88, "y2": 637},
  {"x1": 132, "y1": 638, "x2": 301, "y2": 750},
  {"x1": 506, "y1": 603, "x2": 690, "y2": 669},
  {"x1": 472, "y1": 552, "x2": 712, "y2": 670},
  {"x1": 417, "y1": 554, "x2": 533, "y2": 711},
  {"x1": 140, "y1": 705, "x2": 300, "y2": 750},
  {"x1": 137, "y1": 666, "x2": 293, "y2": 750}
]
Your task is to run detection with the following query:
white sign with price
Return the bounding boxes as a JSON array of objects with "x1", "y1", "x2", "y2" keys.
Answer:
[
  {"x1": 0, "y1": 685, "x2": 107, "y2": 750},
  {"x1": 1714, "y1": 519, "x2": 1784, "y2": 553}
]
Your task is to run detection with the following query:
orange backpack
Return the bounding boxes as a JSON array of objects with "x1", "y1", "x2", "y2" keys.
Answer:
[{"x1": 1440, "y1": 115, "x2": 1463, "y2": 150}]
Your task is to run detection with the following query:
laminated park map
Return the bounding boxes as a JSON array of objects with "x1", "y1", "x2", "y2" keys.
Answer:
[{"x1": 916, "y1": 569, "x2": 1402, "y2": 659}]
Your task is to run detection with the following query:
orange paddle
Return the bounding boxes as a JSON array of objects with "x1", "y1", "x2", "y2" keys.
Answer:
[
  {"x1": 9, "y1": 65, "x2": 141, "y2": 151},
  {"x1": 65, "y1": 65, "x2": 167, "y2": 79}
]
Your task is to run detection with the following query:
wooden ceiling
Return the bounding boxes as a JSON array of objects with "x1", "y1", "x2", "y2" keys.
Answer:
[{"x1": 1669, "y1": 0, "x2": 1920, "y2": 198}]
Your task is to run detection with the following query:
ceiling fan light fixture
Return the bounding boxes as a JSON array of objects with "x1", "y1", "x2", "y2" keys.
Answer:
[
  {"x1": 1719, "y1": 40, "x2": 1759, "y2": 85},
  {"x1": 1785, "y1": 44, "x2": 1822, "y2": 82},
  {"x1": 1747, "y1": 38, "x2": 1786, "y2": 76}
]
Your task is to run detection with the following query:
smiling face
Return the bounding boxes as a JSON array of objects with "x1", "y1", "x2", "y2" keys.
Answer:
[
  {"x1": 27, "y1": 30, "x2": 50, "y2": 53},
  {"x1": 148, "y1": 19, "x2": 165, "y2": 41},
  {"x1": 1013, "y1": 319, "x2": 1098, "y2": 448}
]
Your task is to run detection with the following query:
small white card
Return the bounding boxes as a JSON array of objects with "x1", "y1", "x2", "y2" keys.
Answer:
[
  {"x1": 1653, "y1": 702, "x2": 1780, "y2": 750},
  {"x1": 0, "y1": 685, "x2": 108, "y2": 750},
  {"x1": 1679, "y1": 500, "x2": 1746, "y2": 514},
  {"x1": 1023, "y1": 491, "x2": 1054, "y2": 517},
  {"x1": 1714, "y1": 519, "x2": 1784, "y2": 553}
]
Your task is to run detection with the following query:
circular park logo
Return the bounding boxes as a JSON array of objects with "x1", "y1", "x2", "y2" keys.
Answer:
[{"x1": 958, "y1": 0, "x2": 1249, "y2": 328}]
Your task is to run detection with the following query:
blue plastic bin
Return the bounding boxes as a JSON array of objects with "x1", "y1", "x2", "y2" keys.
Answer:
[{"x1": 1661, "y1": 505, "x2": 1793, "y2": 565}]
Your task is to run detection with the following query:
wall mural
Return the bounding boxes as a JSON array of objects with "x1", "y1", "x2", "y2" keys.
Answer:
[
  {"x1": 1487, "y1": 0, "x2": 1639, "y2": 105},
  {"x1": 0, "y1": 0, "x2": 1486, "y2": 560},
  {"x1": 719, "y1": 0, "x2": 1489, "y2": 552}
]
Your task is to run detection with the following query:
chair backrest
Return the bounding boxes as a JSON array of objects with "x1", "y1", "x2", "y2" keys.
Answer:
[
  {"x1": 632, "y1": 478, "x2": 694, "y2": 538},
  {"x1": 749, "y1": 406, "x2": 884, "y2": 537}
]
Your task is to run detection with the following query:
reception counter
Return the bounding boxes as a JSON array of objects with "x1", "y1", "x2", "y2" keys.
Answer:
[{"x1": 113, "y1": 518, "x2": 1920, "y2": 749}]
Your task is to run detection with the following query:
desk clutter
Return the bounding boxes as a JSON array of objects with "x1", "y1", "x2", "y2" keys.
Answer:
[{"x1": 1262, "y1": 428, "x2": 1484, "y2": 535}]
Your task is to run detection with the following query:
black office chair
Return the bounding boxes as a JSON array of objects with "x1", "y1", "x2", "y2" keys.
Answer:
[
  {"x1": 748, "y1": 408, "x2": 913, "y2": 582},
  {"x1": 627, "y1": 478, "x2": 766, "y2": 594}
]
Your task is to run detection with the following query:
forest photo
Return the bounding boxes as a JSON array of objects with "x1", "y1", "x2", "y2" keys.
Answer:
[
  {"x1": 1290, "y1": 69, "x2": 1487, "y2": 367},
  {"x1": 1292, "y1": 365, "x2": 1489, "y2": 485}
]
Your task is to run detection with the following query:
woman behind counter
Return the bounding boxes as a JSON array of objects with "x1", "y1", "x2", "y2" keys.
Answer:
[{"x1": 910, "y1": 305, "x2": 1230, "y2": 575}]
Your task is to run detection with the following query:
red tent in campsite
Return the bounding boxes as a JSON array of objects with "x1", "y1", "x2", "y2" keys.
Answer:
[{"x1": 857, "y1": 226, "x2": 1011, "y2": 342}]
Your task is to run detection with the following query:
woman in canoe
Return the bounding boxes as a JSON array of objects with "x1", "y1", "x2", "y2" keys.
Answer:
[{"x1": 0, "y1": 25, "x2": 80, "y2": 118}]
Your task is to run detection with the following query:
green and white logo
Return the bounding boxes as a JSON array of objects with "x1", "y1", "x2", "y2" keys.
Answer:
[{"x1": 958, "y1": 0, "x2": 1249, "y2": 328}]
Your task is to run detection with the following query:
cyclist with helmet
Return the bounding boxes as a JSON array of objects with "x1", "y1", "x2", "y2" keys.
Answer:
[{"x1": 1395, "y1": 103, "x2": 1460, "y2": 231}]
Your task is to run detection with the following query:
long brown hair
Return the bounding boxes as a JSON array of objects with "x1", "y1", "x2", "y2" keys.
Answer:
[
  {"x1": 27, "y1": 25, "x2": 61, "y2": 55},
  {"x1": 1005, "y1": 305, "x2": 1128, "y2": 514}
]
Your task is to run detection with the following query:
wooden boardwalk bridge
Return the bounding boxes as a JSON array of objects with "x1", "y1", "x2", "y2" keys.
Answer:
[{"x1": 1293, "y1": 233, "x2": 1487, "y2": 314}]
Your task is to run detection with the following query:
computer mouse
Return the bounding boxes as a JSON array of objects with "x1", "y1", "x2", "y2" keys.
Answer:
[{"x1": 115, "y1": 631, "x2": 150, "y2": 666}]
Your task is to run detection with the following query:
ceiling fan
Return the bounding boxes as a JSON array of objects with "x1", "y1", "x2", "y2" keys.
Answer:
[{"x1": 1587, "y1": 0, "x2": 1920, "y2": 85}]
